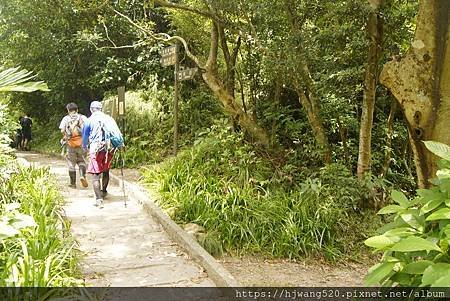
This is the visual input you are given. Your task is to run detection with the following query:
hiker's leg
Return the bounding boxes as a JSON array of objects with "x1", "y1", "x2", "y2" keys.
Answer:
[
  {"x1": 101, "y1": 170, "x2": 109, "y2": 195},
  {"x1": 22, "y1": 130, "x2": 31, "y2": 150},
  {"x1": 102, "y1": 151, "x2": 114, "y2": 194},
  {"x1": 87, "y1": 152, "x2": 104, "y2": 207},
  {"x1": 92, "y1": 173, "x2": 102, "y2": 200},
  {"x1": 20, "y1": 136, "x2": 25, "y2": 150},
  {"x1": 66, "y1": 147, "x2": 77, "y2": 188},
  {"x1": 76, "y1": 148, "x2": 88, "y2": 187}
]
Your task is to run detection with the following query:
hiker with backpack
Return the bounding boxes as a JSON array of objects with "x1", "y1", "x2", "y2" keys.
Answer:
[
  {"x1": 82, "y1": 101, "x2": 124, "y2": 208},
  {"x1": 59, "y1": 102, "x2": 89, "y2": 189}
]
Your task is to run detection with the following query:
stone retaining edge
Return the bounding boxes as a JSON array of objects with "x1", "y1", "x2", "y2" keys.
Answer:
[{"x1": 108, "y1": 171, "x2": 241, "y2": 288}]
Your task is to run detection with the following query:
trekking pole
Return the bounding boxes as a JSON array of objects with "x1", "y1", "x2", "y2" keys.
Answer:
[{"x1": 120, "y1": 148, "x2": 127, "y2": 208}]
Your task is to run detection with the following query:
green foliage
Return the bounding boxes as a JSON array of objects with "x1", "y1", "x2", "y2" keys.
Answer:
[
  {"x1": 144, "y1": 125, "x2": 380, "y2": 260},
  {"x1": 364, "y1": 141, "x2": 450, "y2": 287},
  {"x1": 32, "y1": 117, "x2": 64, "y2": 155},
  {"x1": 0, "y1": 102, "x2": 20, "y2": 154},
  {"x1": 0, "y1": 160, "x2": 82, "y2": 288},
  {"x1": 0, "y1": 67, "x2": 49, "y2": 93},
  {"x1": 102, "y1": 83, "x2": 223, "y2": 166}
]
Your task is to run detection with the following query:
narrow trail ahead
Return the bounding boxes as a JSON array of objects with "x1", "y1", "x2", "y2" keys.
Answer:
[{"x1": 16, "y1": 152, "x2": 216, "y2": 287}]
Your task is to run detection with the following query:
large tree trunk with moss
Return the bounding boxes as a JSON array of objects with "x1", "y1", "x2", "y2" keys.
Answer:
[
  {"x1": 380, "y1": 0, "x2": 450, "y2": 188},
  {"x1": 202, "y1": 71, "x2": 270, "y2": 146},
  {"x1": 357, "y1": 0, "x2": 384, "y2": 180}
]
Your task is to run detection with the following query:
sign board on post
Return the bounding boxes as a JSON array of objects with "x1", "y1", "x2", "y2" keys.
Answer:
[
  {"x1": 159, "y1": 45, "x2": 177, "y2": 67},
  {"x1": 160, "y1": 55, "x2": 177, "y2": 67},
  {"x1": 117, "y1": 86, "x2": 125, "y2": 117},
  {"x1": 160, "y1": 45, "x2": 176, "y2": 56},
  {"x1": 177, "y1": 67, "x2": 198, "y2": 81}
]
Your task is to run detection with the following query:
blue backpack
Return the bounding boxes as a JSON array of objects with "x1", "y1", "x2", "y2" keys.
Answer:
[{"x1": 97, "y1": 117, "x2": 124, "y2": 152}]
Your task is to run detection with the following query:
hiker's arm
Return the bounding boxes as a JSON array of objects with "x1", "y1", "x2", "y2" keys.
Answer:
[
  {"x1": 58, "y1": 118, "x2": 66, "y2": 139},
  {"x1": 82, "y1": 121, "x2": 91, "y2": 149}
]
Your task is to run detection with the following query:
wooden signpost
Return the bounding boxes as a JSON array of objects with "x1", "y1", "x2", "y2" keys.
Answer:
[
  {"x1": 159, "y1": 44, "x2": 197, "y2": 155},
  {"x1": 117, "y1": 85, "x2": 126, "y2": 144}
]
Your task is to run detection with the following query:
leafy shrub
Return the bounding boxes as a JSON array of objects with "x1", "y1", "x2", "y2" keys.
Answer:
[
  {"x1": 364, "y1": 141, "x2": 450, "y2": 286},
  {"x1": 0, "y1": 158, "x2": 82, "y2": 288},
  {"x1": 103, "y1": 85, "x2": 223, "y2": 166},
  {"x1": 0, "y1": 102, "x2": 19, "y2": 154},
  {"x1": 144, "y1": 123, "x2": 380, "y2": 260},
  {"x1": 31, "y1": 116, "x2": 62, "y2": 154}
]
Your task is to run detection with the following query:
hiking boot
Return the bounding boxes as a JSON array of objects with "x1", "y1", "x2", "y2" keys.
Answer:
[
  {"x1": 94, "y1": 199, "x2": 104, "y2": 208},
  {"x1": 69, "y1": 171, "x2": 76, "y2": 188},
  {"x1": 80, "y1": 176, "x2": 88, "y2": 188}
]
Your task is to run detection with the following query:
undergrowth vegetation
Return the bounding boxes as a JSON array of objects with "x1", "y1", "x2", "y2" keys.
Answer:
[
  {"x1": 365, "y1": 141, "x2": 450, "y2": 287},
  {"x1": 101, "y1": 84, "x2": 224, "y2": 166},
  {"x1": 0, "y1": 103, "x2": 82, "y2": 292},
  {"x1": 143, "y1": 122, "x2": 383, "y2": 260},
  {"x1": 0, "y1": 162, "x2": 81, "y2": 287}
]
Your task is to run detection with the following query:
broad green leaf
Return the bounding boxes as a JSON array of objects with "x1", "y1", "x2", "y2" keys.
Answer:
[
  {"x1": 378, "y1": 218, "x2": 409, "y2": 234},
  {"x1": 0, "y1": 81, "x2": 50, "y2": 92},
  {"x1": 384, "y1": 227, "x2": 417, "y2": 237},
  {"x1": 439, "y1": 179, "x2": 450, "y2": 195},
  {"x1": 400, "y1": 210, "x2": 424, "y2": 231},
  {"x1": 417, "y1": 188, "x2": 445, "y2": 201},
  {"x1": 377, "y1": 205, "x2": 404, "y2": 215},
  {"x1": 422, "y1": 263, "x2": 450, "y2": 286},
  {"x1": 424, "y1": 141, "x2": 450, "y2": 161},
  {"x1": 4, "y1": 203, "x2": 20, "y2": 211},
  {"x1": 0, "y1": 67, "x2": 50, "y2": 92},
  {"x1": 0, "y1": 223, "x2": 20, "y2": 240},
  {"x1": 11, "y1": 214, "x2": 36, "y2": 229},
  {"x1": 437, "y1": 169, "x2": 450, "y2": 180},
  {"x1": 364, "y1": 235, "x2": 398, "y2": 249},
  {"x1": 421, "y1": 199, "x2": 444, "y2": 214},
  {"x1": 365, "y1": 262, "x2": 396, "y2": 286},
  {"x1": 390, "y1": 236, "x2": 442, "y2": 253},
  {"x1": 391, "y1": 190, "x2": 409, "y2": 208},
  {"x1": 446, "y1": 199, "x2": 450, "y2": 207},
  {"x1": 390, "y1": 272, "x2": 413, "y2": 286},
  {"x1": 426, "y1": 208, "x2": 450, "y2": 221},
  {"x1": 403, "y1": 260, "x2": 434, "y2": 274},
  {"x1": 430, "y1": 275, "x2": 450, "y2": 287},
  {"x1": 443, "y1": 225, "x2": 450, "y2": 237}
]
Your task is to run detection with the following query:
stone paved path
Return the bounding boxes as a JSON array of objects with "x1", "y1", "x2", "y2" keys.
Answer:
[{"x1": 16, "y1": 152, "x2": 216, "y2": 287}]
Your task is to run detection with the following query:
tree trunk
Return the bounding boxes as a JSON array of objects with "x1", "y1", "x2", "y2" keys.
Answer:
[
  {"x1": 202, "y1": 71, "x2": 270, "y2": 146},
  {"x1": 357, "y1": 0, "x2": 384, "y2": 180},
  {"x1": 293, "y1": 78, "x2": 332, "y2": 163},
  {"x1": 285, "y1": 1, "x2": 332, "y2": 164},
  {"x1": 380, "y1": 0, "x2": 450, "y2": 188}
]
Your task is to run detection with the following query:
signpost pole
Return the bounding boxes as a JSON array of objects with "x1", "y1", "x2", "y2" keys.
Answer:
[
  {"x1": 173, "y1": 43, "x2": 179, "y2": 155},
  {"x1": 117, "y1": 86, "x2": 127, "y2": 207},
  {"x1": 117, "y1": 85, "x2": 126, "y2": 138}
]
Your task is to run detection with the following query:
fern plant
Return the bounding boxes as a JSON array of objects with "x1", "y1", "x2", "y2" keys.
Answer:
[{"x1": 364, "y1": 141, "x2": 450, "y2": 286}]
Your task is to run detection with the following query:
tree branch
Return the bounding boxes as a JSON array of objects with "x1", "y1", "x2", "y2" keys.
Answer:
[
  {"x1": 114, "y1": 9, "x2": 206, "y2": 69},
  {"x1": 206, "y1": 22, "x2": 219, "y2": 72},
  {"x1": 154, "y1": 0, "x2": 222, "y2": 24}
]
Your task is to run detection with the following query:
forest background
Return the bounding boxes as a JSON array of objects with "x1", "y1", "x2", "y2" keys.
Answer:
[{"x1": 1, "y1": 0, "x2": 446, "y2": 267}]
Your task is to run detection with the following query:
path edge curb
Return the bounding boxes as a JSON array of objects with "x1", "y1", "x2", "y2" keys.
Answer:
[{"x1": 108, "y1": 172, "x2": 241, "y2": 288}]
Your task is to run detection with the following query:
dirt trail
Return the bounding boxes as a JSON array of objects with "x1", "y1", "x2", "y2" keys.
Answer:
[{"x1": 16, "y1": 152, "x2": 215, "y2": 287}]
